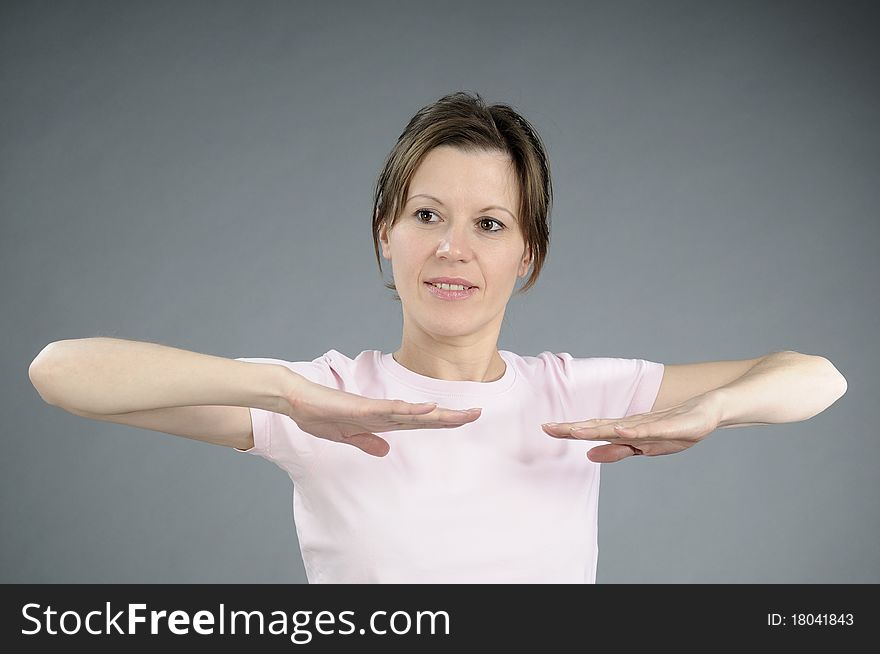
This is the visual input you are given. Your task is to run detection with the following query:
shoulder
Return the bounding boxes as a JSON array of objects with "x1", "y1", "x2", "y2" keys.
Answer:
[{"x1": 513, "y1": 351, "x2": 662, "y2": 381}]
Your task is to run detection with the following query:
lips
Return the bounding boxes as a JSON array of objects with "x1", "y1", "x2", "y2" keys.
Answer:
[
  {"x1": 424, "y1": 277, "x2": 478, "y2": 288},
  {"x1": 423, "y1": 282, "x2": 479, "y2": 300}
]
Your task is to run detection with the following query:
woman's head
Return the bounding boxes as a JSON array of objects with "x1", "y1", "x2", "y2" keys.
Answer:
[
  {"x1": 372, "y1": 91, "x2": 552, "y2": 305},
  {"x1": 378, "y1": 145, "x2": 529, "y2": 341}
]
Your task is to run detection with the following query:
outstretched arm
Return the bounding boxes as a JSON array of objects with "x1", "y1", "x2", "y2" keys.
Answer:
[
  {"x1": 709, "y1": 351, "x2": 847, "y2": 428},
  {"x1": 542, "y1": 351, "x2": 847, "y2": 462}
]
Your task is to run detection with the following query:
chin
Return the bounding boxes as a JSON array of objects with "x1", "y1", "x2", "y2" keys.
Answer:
[{"x1": 407, "y1": 312, "x2": 473, "y2": 334}]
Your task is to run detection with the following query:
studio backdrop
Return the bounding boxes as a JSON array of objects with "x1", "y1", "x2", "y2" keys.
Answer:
[{"x1": 2, "y1": 0, "x2": 877, "y2": 582}]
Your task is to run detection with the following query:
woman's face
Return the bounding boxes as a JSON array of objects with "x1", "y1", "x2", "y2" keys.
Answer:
[{"x1": 379, "y1": 145, "x2": 531, "y2": 339}]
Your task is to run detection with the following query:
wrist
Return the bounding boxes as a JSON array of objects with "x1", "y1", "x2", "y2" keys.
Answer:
[
  {"x1": 275, "y1": 366, "x2": 311, "y2": 416},
  {"x1": 700, "y1": 388, "x2": 728, "y2": 428}
]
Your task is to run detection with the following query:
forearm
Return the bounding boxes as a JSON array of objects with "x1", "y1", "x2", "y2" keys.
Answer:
[
  {"x1": 706, "y1": 351, "x2": 848, "y2": 428},
  {"x1": 28, "y1": 337, "x2": 296, "y2": 415}
]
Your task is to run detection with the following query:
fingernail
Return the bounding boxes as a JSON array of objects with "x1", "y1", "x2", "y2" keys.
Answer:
[{"x1": 543, "y1": 422, "x2": 558, "y2": 427}]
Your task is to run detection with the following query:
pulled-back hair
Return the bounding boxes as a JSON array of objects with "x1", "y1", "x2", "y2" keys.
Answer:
[{"x1": 371, "y1": 90, "x2": 552, "y2": 301}]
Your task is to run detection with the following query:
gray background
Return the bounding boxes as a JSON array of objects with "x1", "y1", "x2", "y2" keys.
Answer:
[{"x1": 3, "y1": 0, "x2": 877, "y2": 583}]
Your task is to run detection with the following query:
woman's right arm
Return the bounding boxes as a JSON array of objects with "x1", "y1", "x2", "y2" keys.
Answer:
[
  {"x1": 28, "y1": 337, "x2": 484, "y2": 456},
  {"x1": 28, "y1": 337, "x2": 301, "y2": 449},
  {"x1": 29, "y1": 337, "x2": 296, "y2": 415}
]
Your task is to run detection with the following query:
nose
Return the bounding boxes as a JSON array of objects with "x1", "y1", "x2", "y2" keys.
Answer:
[{"x1": 435, "y1": 223, "x2": 473, "y2": 261}]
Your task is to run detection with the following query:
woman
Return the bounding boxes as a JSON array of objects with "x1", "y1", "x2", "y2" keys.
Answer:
[{"x1": 29, "y1": 91, "x2": 848, "y2": 583}]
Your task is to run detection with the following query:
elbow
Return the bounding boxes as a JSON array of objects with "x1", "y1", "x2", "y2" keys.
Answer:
[
  {"x1": 28, "y1": 360, "x2": 55, "y2": 406},
  {"x1": 834, "y1": 372, "x2": 848, "y2": 399},
  {"x1": 29, "y1": 344, "x2": 62, "y2": 406},
  {"x1": 816, "y1": 356, "x2": 847, "y2": 400}
]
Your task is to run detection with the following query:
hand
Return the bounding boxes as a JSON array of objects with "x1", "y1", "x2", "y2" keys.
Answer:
[
  {"x1": 282, "y1": 376, "x2": 482, "y2": 457},
  {"x1": 541, "y1": 394, "x2": 722, "y2": 463}
]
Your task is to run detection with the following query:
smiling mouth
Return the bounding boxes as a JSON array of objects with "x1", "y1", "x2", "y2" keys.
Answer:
[
  {"x1": 423, "y1": 282, "x2": 479, "y2": 300},
  {"x1": 424, "y1": 282, "x2": 478, "y2": 290}
]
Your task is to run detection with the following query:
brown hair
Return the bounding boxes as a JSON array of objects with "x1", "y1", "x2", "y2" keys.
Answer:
[{"x1": 371, "y1": 90, "x2": 552, "y2": 302}]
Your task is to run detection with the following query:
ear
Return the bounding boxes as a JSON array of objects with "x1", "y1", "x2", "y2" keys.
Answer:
[
  {"x1": 378, "y1": 214, "x2": 392, "y2": 260},
  {"x1": 518, "y1": 245, "x2": 532, "y2": 278}
]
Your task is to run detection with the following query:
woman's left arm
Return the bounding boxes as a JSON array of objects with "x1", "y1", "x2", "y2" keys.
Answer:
[
  {"x1": 542, "y1": 351, "x2": 848, "y2": 462},
  {"x1": 708, "y1": 351, "x2": 847, "y2": 428}
]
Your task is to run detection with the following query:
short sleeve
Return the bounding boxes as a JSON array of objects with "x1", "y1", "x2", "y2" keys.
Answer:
[
  {"x1": 549, "y1": 353, "x2": 665, "y2": 418},
  {"x1": 620, "y1": 358, "x2": 665, "y2": 416},
  {"x1": 231, "y1": 354, "x2": 337, "y2": 476}
]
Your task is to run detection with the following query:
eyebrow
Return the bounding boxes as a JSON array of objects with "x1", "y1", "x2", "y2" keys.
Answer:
[{"x1": 406, "y1": 194, "x2": 517, "y2": 220}]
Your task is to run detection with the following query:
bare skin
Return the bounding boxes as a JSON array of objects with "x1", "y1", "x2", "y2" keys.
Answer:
[{"x1": 283, "y1": 375, "x2": 482, "y2": 457}]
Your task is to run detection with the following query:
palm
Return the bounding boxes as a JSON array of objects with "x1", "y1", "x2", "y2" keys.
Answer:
[
  {"x1": 542, "y1": 395, "x2": 722, "y2": 463},
  {"x1": 285, "y1": 379, "x2": 481, "y2": 457}
]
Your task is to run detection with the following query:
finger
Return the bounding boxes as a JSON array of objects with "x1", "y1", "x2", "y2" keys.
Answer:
[
  {"x1": 571, "y1": 423, "x2": 638, "y2": 441},
  {"x1": 439, "y1": 407, "x2": 482, "y2": 420},
  {"x1": 414, "y1": 408, "x2": 483, "y2": 429},
  {"x1": 386, "y1": 400, "x2": 440, "y2": 414},
  {"x1": 542, "y1": 424, "x2": 575, "y2": 439},
  {"x1": 586, "y1": 443, "x2": 641, "y2": 463},
  {"x1": 387, "y1": 401, "x2": 481, "y2": 420},
  {"x1": 403, "y1": 407, "x2": 483, "y2": 425},
  {"x1": 345, "y1": 433, "x2": 390, "y2": 457},
  {"x1": 542, "y1": 422, "x2": 623, "y2": 440},
  {"x1": 377, "y1": 408, "x2": 483, "y2": 432}
]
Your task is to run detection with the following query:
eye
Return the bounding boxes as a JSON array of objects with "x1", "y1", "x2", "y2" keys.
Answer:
[
  {"x1": 414, "y1": 209, "x2": 505, "y2": 233},
  {"x1": 415, "y1": 209, "x2": 438, "y2": 223},
  {"x1": 479, "y1": 218, "x2": 505, "y2": 233}
]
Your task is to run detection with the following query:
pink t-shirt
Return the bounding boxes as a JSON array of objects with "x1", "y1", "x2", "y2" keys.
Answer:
[{"x1": 234, "y1": 349, "x2": 664, "y2": 583}]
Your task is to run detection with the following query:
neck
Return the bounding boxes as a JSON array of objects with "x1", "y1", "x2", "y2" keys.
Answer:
[{"x1": 393, "y1": 342, "x2": 506, "y2": 382}]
